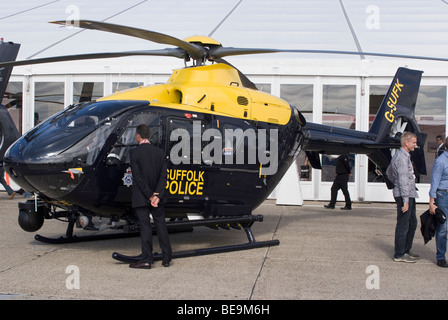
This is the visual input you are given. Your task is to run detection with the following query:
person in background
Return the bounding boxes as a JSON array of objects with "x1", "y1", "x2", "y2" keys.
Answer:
[
  {"x1": 429, "y1": 136, "x2": 448, "y2": 268},
  {"x1": 435, "y1": 135, "x2": 446, "y2": 159},
  {"x1": 386, "y1": 132, "x2": 419, "y2": 263},
  {"x1": 0, "y1": 163, "x2": 15, "y2": 199},
  {"x1": 324, "y1": 154, "x2": 352, "y2": 210}
]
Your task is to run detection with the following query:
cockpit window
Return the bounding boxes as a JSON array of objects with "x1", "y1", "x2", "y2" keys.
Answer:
[
  {"x1": 65, "y1": 117, "x2": 119, "y2": 166},
  {"x1": 67, "y1": 116, "x2": 97, "y2": 128},
  {"x1": 54, "y1": 101, "x2": 126, "y2": 129},
  {"x1": 21, "y1": 100, "x2": 149, "y2": 166},
  {"x1": 26, "y1": 100, "x2": 146, "y2": 142},
  {"x1": 107, "y1": 111, "x2": 162, "y2": 165}
]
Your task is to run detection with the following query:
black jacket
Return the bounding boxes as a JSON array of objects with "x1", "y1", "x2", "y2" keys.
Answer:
[
  {"x1": 436, "y1": 144, "x2": 446, "y2": 158},
  {"x1": 129, "y1": 143, "x2": 167, "y2": 208},
  {"x1": 336, "y1": 154, "x2": 351, "y2": 175},
  {"x1": 420, "y1": 208, "x2": 446, "y2": 244}
]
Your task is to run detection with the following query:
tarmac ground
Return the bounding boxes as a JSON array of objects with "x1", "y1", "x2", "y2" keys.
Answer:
[{"x1": 0, "y1": 192, "x2": 447, "y2": 301}]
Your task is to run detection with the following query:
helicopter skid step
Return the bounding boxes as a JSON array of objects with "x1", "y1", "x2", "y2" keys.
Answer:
[
  {"x1": 33, "y1": 215, "x2": 266, "y2": 244},
  {"x1": 112, "y1": 237, "x2": 280, "y2": 263},
  {"x1": 33, "y1": 225, "x2": 193, "y2": 244},
  {"x1": 113, "y1": 215, "x2": 280, "y2": 263},
  {"x1": 34, "y1": 232, "x2": 141, "y2": 244}
]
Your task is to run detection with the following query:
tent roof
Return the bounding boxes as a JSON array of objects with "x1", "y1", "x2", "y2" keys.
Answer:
[{"x1": 1, "y1": 0, "x2": 448, "y2": 75}]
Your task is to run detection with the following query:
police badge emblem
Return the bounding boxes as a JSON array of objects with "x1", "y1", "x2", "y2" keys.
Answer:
[{"x1": 122, "y1": 167, "x2": 133, "y2": 187}]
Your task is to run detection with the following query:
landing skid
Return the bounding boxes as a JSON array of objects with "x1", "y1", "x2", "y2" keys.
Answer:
[
  {"x1": 112, "y1": 215, "x2": 280, "y2": 263},
  {"x1": 34, "y1": 224, "x2": 191, "y2": 244},
  {"x1": 33, "y1": 212, "x2": 189, "y2": 244},
  {"x1": 33, "y1": 212, "x2": 280, "y2": 259},
  {"x1": 34, "y1": 232, "x2": 140, "y2": 244}
]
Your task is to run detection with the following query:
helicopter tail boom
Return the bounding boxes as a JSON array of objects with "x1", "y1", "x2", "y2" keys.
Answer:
[{"x1": 303, "y1": 67, "x2": 426, "y2": 182}]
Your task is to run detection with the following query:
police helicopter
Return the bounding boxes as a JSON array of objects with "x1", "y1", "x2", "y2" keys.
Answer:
[{"x1": 0, "y1": 20, "x2": 437, "y2": 262}]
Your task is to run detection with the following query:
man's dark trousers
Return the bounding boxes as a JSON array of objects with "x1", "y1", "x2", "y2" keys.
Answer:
[
  {"x1": 394, "y1": 196, "x2": 417, "y2": 259},
  {"x1": 328, "y1": 173, "x2": 352, "y2": 208},
  {"x1": 136, "y1": 205, "x2": 172, "y2": 264}
]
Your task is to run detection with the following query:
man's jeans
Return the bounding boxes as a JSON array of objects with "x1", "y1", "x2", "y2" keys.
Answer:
[
  {"x1": 435, "y1": 190, "x2": 448, "y2": 261},
  {"x1": 394, "y1": 197, "x2": 417, "y2": 258}
]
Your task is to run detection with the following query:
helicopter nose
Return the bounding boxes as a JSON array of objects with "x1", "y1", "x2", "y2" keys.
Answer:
[
  {"x1": 3, "y1": 139, "x2": 33, "y2": 191},
  {"x1": 4, "y1": 138, "x2": 84, "y2": 199}
]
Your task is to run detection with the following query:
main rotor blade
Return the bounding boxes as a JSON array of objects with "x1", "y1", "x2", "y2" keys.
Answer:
[
  {"x1": 210, "y1": 47, "x2": 448, "y2": 62},
  {"x1": 0, "y1": 48, "x2": 185, "y2": 68},
  {"x1": 51, "y1": 20, "x2": 206, "y2": 60}
]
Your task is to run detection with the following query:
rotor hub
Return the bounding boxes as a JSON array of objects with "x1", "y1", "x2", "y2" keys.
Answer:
[{"x1": 183, "y1": 36, "x2": 222, "y2": 47}]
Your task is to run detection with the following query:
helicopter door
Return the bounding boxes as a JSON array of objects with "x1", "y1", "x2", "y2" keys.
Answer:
[
  {"x1": 106, "y1": 111, "x2": 162, "y2": 166},
  {"x1": 100, "y1": 111, "x2": 162, "y2": 206},
  {"x1": 220, "y1": 120, "x2": 270, "y2": 202},
  {"x1": 166, "y1": 117, "x2": 206, "y2": 165},
  {"x1": 166, "y1": 117, "x2": 208, "y2": 200}
]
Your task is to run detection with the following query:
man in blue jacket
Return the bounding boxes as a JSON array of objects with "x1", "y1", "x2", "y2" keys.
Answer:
[{"x1": 429, "y1": 136, "x2": 448, "y2": 268}]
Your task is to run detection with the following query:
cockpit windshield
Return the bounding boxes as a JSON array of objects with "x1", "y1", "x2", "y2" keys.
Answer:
[
  {"x1": 21, "y1": 100, "x2": 149, "y2": 166},
  {"x1": 52, "y1": 101, "x2": 128, "y2": 129}
]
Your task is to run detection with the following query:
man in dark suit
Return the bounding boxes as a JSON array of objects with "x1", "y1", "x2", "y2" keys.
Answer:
[
  {"x1": 129, "y1": 124, "x2": 172, "y2": 269},
  {"x1": 436, "y1": 135, "x2": 446, "y2": 159},
  {"x1": 324, "y1": 154, "x2": 352, "y2": 210}
]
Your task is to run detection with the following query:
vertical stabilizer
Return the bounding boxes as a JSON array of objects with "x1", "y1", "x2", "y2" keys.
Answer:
[
  {"x1": 0, "y1": 41, "x2": 20, "y2": 100},
  {"x1": 368, "y1": 67, "x2": 427, "y2": 180},
  {"x1": 369, "y1": 67, "x2": 423, "y2": 143}
]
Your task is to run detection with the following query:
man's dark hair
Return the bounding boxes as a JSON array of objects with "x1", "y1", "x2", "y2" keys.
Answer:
[{"x1": 136, "y1": 124, "x2": 150, "y2": 139}]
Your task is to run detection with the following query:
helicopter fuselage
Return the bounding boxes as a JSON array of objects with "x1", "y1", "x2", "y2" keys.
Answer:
[
  {"x1": 0, "y1": 22, "x2": 429, "y2": 252},
  {"x1": 4, "y1": 63, "x2": 306, "y2": 221}
]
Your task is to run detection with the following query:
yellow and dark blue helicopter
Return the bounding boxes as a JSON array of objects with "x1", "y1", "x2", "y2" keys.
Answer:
[{"x1": 0, "y1": 21, "x2": 439, "y2": 262}]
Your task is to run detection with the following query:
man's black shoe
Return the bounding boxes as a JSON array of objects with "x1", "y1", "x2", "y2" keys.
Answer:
[
  {"x1": 129, "y1": 261, "x2": 151, "y2": 269},
  {"x1": 340, "y1": 207, "x2": 352, "y2": 210},
  {"x1": 437, "y1": 260, "x2": 448, "y2": 268},
  {"x1": 324, "y1": 205, "x2": 335, "y2": 209}
]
